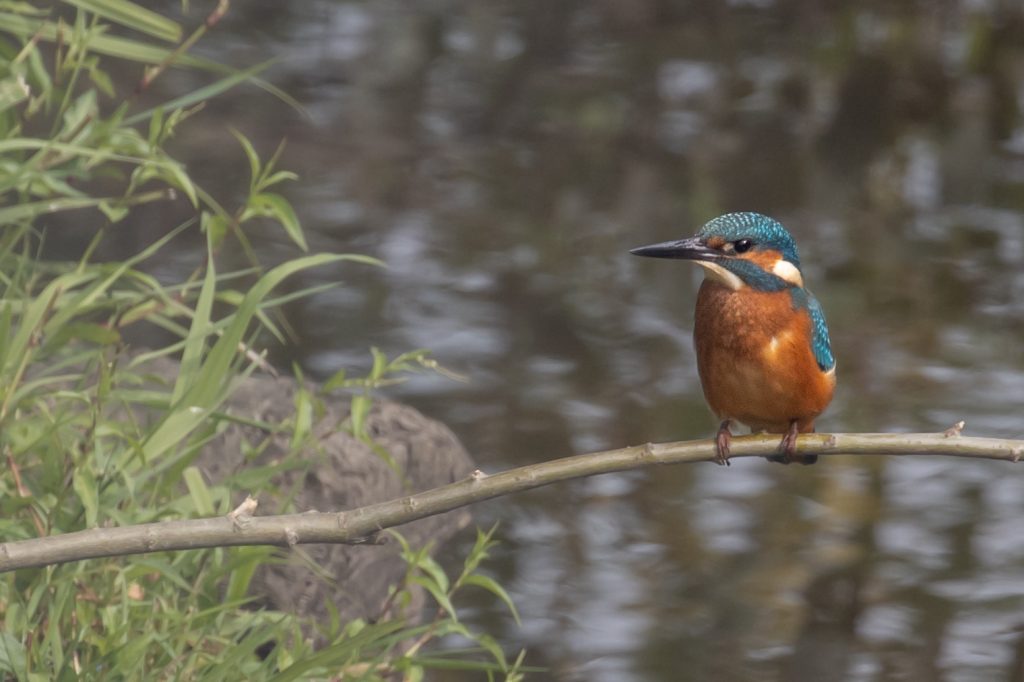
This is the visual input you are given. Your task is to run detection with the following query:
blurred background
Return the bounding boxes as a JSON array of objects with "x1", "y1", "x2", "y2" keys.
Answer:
[{"x1": 85, "y1": 1, "x2": 1024, "y2": 680}]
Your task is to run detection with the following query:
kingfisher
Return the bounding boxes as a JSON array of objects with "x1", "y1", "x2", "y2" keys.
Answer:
[{"x1": 631, "y1": 212, "x2": 836, "y2": 465}]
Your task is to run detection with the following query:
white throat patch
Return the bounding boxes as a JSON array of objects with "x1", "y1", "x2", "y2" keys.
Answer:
[{"x1": 696, "y1": 261, "x2": 744, "y2": 290}]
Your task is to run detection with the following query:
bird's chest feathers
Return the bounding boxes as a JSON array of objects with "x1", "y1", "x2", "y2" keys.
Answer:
[
  {"x1": 692, "y1": 282, "x2": 829, "y2": 428},
  {"x1": 694, "y1": 283, "x2": 797, "y2": 360}
]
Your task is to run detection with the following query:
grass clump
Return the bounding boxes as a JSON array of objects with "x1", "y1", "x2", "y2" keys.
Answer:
[{"x1": 0, "y1": 2, "x2": 523, "y2": 679}]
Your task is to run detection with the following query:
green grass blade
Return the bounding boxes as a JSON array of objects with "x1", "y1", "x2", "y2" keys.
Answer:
[
  {"x1": 0, "y1": 14, "x2": 303, "y2": 112},
  {"x1": 62, "y1": 0, "x2": 182, "y2": 42},
  {"x1": 0, "y1": 76, "x2": 30, "y2": 114},
  {"x1": 141, "y1": 254, "x2": 357, "y2": 462},
  {"x1": 172, "y1": 230, "x2": 217, "y2": 404},
  {"x1": 42, "y1": 222, "x2": 190, "y2": 335},
  {"x1": 0, "y1": 196, "x2": 110, "y2": 224},
  {"x1": 3, "y1": 271, "x2": 96, "y2": 376},
  {"x1": 182, "y1": 466, "x2": 214, "y2": 516},
  {"x1": 123, "y1": 62, "x2": 270, "y2": 126}
]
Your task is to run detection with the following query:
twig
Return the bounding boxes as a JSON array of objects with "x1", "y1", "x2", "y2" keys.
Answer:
[
  {"x1": 944, "y1": 420, "x2": 966, "y2": 438},
  {"x1": 1, "y1": 431, "x2": 1021, "y2": 573},
  {"x1": 5, "y1": 446, "x2": 46, "y2": 537},
  {"x1": 136, "y1": 0, "x2": 231, "y2": 93}
]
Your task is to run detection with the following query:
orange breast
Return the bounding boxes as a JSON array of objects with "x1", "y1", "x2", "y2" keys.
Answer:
[{"x1": 693, "y1": 281, "x2": 835, "y2": 433}]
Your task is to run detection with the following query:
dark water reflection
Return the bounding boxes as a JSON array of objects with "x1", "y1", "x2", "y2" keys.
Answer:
[{"x1": 133, "y1": 2, "x2": 1024, "y2": 680}]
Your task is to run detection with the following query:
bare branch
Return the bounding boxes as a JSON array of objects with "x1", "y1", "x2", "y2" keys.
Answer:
[{"x1": 2, "y1": 431, "x2": 1021, "y2": 573}]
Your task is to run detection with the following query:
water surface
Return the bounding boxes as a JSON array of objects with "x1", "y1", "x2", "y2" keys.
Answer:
[{"x1": 131, "y1": 2, "x2": 1024, "y2": 679}]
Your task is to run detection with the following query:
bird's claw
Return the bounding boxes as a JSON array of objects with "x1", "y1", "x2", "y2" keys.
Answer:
[
  {"x1": 780, "y1": 426, "x2": 799, "y2": 463},
  {"x1": 767, "y1": 420, "x2": 817, "y2": 465},
  {"x1": 714, "y1": 420, "x2": 732, "y2": 466}
]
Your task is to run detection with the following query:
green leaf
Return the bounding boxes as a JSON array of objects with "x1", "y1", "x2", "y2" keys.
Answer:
[
  {"x1": 262, "y1": 170, "x2": 299, "y2": 187},
  {"x1": 42, "y1": 222, "x2": 189, "y2": 337},
  {"x1": 416, "y1": 554, "x2": 450, "y2": 594},
  {"x1": 147, "y1": 106, "x2": 165, "y2": 145},
  {"x1": 128, "y1": 558, "x2": 196, "y2": 593},
  {"x1": 152, "y1": 157, "x2": 198, "y2": 207},
  {"x1": 0, "y1": 75, "x2": 29, "y2": 113},
  {"x1": 0, "y1": 196, "x2": 110, "y2": 225},
  {"x1": 0, "y1": 13, "x2": 303, "y2": 110},
  {"x1": 0, "y1": 632, "x2": 27, "y2": 675},
  {"x1": 98, "y1": 200, "x2": 130, "y2": 223},
  {"x1": 182, "y1": 466, "x2": 213, "y2": 516},
  {"x1": 201, "y1": 211, "x2": 229, "y2": 249},
  {"x1": 60, "y1": 89, "x2": 98, "y2": 138},
  {"x1": 321, "y1": 367, "x2": 346, "y2": 392},
  {"x1": 349, "y1": 394, "x2": 370, "y2": 439},
  {"x1": 62, "y1": 0, "x2": 182, "y2": 42},
  {"x1": 289, "y1": 384, "x2": 313, "y2": 452},
  {"x1": 410, "y1": 576, "x2": 457, "y2": 621},
  {"x1": 465, "y1": 632, "x2": 509, "y2": 672},
  {"x1": 4, "y1": 271, "x2": 96, "y2": 376},
  {"x1": 142, "y1": 254, "x2": 356, "y2": 465},
  {"x1": 87, "y1": 61, "x2": 115, "y2": 96},
  {"x1": 231, "y1": 128, "x2": 261, "y2": 193},
  {"x1": 0, "y1": 12, "x2": 176, "y2": 63},
  {"x1": 72, "y1": 466, "x2": 99, "y2": 527},
  {"x1": 173, "y1": 230, "x2": 217, "y2": 404},
  {"x1": 225, "y1": 548, "x2": 271, "y2": 603},
  {"x1": 248, "y1": 192, "x2": 306, "y2": 251},
  {"x1": 463, "y1": 574, "x2": 521, "y2": 626},
  {"x1": 42, "y1": 321, "x2": 121, "y2": 350},
  {"x1": 369, "y1": 346, "x2": 387, "y2": 382},
  {"x1": 0, "y1": 301, "x2": 13, "y2": 371},
  {"x1": 125, "y1": 62, "x2": 270, "y2": 126}
]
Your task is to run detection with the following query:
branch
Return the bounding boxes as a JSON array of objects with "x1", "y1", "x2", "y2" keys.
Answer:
[{"x1": 2, "y1": 431, "x2": 1021, "y2": 573}]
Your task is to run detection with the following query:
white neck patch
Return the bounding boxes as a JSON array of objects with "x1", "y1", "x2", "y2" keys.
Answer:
[{"x1": 771, "y1": 259, "x2": 803, "y2": 287}]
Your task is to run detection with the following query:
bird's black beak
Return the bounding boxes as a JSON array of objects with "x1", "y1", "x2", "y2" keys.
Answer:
[{"x1": 629, "y1": 236, "x2": 721, "y2": 262}]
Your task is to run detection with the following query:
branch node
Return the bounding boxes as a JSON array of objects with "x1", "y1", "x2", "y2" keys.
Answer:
[
  {"x1": 943, "y1": 420, "x2": 966, "y2": 438},
  {"x1": 227, "y1": 495, "x2": 258, "y2": 530},
  {"x1": 284, "y1": 528, "x2": 299, "y2": 546},
  {"x1": 637, "y1": 442, "x2": 655, "y2": 460},
  {"x1": 470, "y1": 468, "x2": 488, "y2": 482},
  {"x1": 1012, "y1": 447, "x2": 1022, "y2": 463}
]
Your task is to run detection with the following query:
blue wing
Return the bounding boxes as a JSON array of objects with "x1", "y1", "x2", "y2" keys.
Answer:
[{"x1": 791, "y1": 288, "x2": 835, "y2": 372}]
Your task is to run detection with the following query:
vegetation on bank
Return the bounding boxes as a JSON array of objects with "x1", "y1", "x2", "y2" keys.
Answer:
[{"x1": 0, "y1": 2, "x2": 522, "y2": 679}]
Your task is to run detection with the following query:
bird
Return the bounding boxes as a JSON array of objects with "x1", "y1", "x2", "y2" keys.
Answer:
[{"x1": 630, "y1": 212, "x2": 836, "y2": 465}]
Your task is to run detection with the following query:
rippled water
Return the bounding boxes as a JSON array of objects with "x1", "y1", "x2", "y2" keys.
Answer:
[{"x1": 131, "y1": 2, "x2": 1024, "y2": 680}]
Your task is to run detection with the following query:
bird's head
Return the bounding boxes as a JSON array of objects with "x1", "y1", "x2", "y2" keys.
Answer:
[{"x1": 630, "y1": 212, "x2": 804, "y2": 292}]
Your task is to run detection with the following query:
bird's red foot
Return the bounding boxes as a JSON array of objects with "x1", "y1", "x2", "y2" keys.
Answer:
[
  {"x1": 714, "y1": 420, "x2": 732, "y2": 466},
  {"x1": 780, "y1": 420, "x2": 800, "y2": 462},
  {"x1": 771, "y1": 420, "x2": 817, "y2": 465}
]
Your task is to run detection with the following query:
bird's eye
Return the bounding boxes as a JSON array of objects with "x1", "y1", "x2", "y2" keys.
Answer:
[{"x1": 733, "y1": 239, "x2": 753, "y2": 253}]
